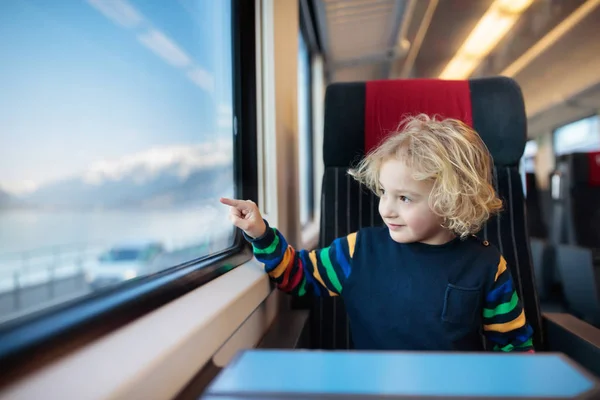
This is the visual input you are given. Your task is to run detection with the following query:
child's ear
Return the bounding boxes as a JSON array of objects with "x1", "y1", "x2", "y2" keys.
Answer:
[{"x1": 440, "y1": 217, "x2": 450, "y2": 229}]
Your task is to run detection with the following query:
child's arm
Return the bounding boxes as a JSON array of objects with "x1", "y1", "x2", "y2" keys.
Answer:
[
  {"x1": 482, "y1": 256, "x2": 535, "y2": 352},
  {"x1": 247, "y1": 221, "x2": 355, "y2": 296},
  {"x1": 220, "y1": 198, "x2": 355, "y2": 296}
]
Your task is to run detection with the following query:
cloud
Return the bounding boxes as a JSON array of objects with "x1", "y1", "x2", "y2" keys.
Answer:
[
  {"x1": 88, "y1": 0, "x2": 215, "y2": 95},
  {"x1": 82, "y1": 139, "x2": 233, "y2": 185},
  {"x1": 137, "y1": 29, "x2": 192, "y2": 68},
  {"x1": 219, "y1": 104, "x2": 232, "y2": 115},
  {"x1": 0, "y1": 180, "x2": 39, "y2": 195},
  {"x1": 218, "y1": 117, "x2": 233, "y2": 129},
  {"x1": 186, "y1": 67, "x2": 215, "y2": 93},
  {"x1": 87, "y1": 0, "x2": 144, "y2": 29},
  {"x1": 217, "y1": 104, "x2": 233, "y2": 129}
]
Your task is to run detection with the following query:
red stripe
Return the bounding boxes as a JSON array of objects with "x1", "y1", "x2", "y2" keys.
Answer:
[
  {"x1": 278, "y1": 248, "x2": 295, "y2": 289},
  {"x1": 281, "y1": 256, "x2": 304, "y2": 292},
  {"x1": 365, "y1": 79, "x2": 472, "y2": 153}
]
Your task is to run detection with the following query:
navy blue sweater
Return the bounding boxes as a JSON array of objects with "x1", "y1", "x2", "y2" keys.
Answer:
[{"x1": 247, "y1": 222, "x2": 534, "y2": 352}]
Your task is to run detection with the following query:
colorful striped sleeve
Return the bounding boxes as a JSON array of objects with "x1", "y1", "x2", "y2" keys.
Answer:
[
  {"x1": 245, "y1": 221, "x2": 356, "y2": 297},
  {"x1": 482, "y1": 255, "x2": 535, "y2": 352}
]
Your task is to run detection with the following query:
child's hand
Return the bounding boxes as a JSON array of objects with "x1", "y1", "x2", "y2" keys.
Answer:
[{"x1": 219, "y1": 198, "x2": 267, "y2": 239}]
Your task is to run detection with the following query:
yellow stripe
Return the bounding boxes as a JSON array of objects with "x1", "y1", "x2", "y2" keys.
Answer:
[
  {"x1": 484, "y1": 309, "x2": 526, "y2": 333},
  {"x1": 269, "y1": 246, "x2": 293, "y2": 279},
  {"x1": 495, "y1": 256, "x2": 507, "y2": 282},
  {"x1": 309, "y1": 250, "x2": 336, "y2": 296},
  {"x1": 347, "y1": 232, "x2": 357, "y2": 258}
]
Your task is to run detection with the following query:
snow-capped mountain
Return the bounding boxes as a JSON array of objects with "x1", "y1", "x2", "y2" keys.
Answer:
[
  {"x1": 0, "y1": 188, "x2": 14, "y2": 207},
  {"x1": 82, "y1": 140, "x2": 232, "y2": 185},
  {"x1": 20, "y1": 140, "x2": 234, "y2": 210}
]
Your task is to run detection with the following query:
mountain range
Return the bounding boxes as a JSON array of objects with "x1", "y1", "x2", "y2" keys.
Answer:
[
  {"x1": 0, "y1": 189, "x2": 14, "y2": 207},
  {"x1": 3, "y1": 141, "x2": 234, "y2": 211}
]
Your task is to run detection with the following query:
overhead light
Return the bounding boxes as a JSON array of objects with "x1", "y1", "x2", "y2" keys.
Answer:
[
  {"x1": 502, "y1": 0, "x2": 600, "y2": 77},
  {"x1": 439, "y1": 0, "x2": 534, "y2": 79},
  {"x1": 496, "y1": 0, "x2": 534, "y2": 13}
]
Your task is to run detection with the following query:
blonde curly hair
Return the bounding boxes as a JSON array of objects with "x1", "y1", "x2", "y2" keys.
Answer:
[{"x1": 348, "y1": 114, "x2": 502, "y2": 238}]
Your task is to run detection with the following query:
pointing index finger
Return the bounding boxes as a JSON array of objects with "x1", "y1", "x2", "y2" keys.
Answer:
[{"x1": 220, "y1": 197, "x2": 250, "y2": 209}]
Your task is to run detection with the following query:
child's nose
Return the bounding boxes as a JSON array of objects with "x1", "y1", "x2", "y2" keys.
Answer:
[{"x1": 379, "y1": 200, "x2": 398, "y2": 218}]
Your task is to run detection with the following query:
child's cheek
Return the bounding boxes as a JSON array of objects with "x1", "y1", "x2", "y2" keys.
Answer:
[{"x1": 407, "y1": 209, "x2": 440, "y2": 233}]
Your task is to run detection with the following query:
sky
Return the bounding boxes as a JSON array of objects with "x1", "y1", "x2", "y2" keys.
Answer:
[{"x1": 0, "y1": 0, "x2": 233, "y2": 194}]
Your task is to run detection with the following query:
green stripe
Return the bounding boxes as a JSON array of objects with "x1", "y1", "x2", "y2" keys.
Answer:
[
  {"x1": 494, "y1": 337, "x2": 533, "y2": 352},
  {"x1": 483, "y1": 291, "x2": 518, "y2": 318},
  {"x1": 252, "y1": 228, "x2": 279, "y2": 254},
  {"x1": 298, "y1": 279, "x2": 307, "y2": 296},
  {"x1": 494, "y1": 343, "x2": 514, "y2": 352},
  {"x1": 516, "y1": 338, "x2": 533, "y2": 349},
  {"x1": 319, "y1": 248, "x2": 342, "y2": 293}
]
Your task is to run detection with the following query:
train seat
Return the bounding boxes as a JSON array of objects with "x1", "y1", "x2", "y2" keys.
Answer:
[
  {"x1": 525, "y1": 171, "x2": 556, "y2": 301},
  {"x1": 530, "y1": 237, "x2": 556, "y2": 301},
  {"x1": 549, "y1": 152, "x2": 600, "y2": 247},
  {"x1": 525, "y1": 172, "x2": 548, "y2": 239},
  {"x1": 565, "y1": 151, "x2": 600, "y2": 248},
  {"x1": 554, "y1": 244, "x2": 600, "y2": 326},
  {"x1": 308, "y1": 77, "x2": 544, "y2": 350}
]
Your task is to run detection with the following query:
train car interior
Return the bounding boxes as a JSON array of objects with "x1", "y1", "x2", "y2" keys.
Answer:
[{"x1": 1, "y1": 0, "x2": 600, "y2": 398}]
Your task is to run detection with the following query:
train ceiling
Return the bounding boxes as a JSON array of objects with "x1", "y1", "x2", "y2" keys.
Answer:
[{"x1": 309, "y1": 0, "x2": 600, "y2": 136}]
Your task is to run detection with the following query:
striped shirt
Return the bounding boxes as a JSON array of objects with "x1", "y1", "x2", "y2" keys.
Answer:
[{"x1": 246, "y1": 222, "x2": 534, "y2": 352}]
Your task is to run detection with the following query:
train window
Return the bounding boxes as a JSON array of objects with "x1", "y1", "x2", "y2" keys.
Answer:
[
  {"x1": 520, "y1": 140, "x2": 537, "y2": 195},
  {"x1": 0, "y1": 0, "x2": 236, "y2": 326},
  {"x1": 521, "y1": 140, "x2": 538, "y2": 172},
  {"x1": 298, "y1": 29, "x2": 314, "y2": 226},
  {"x1": 553, "y1": 115, "x2": 600, "y2": 156}
]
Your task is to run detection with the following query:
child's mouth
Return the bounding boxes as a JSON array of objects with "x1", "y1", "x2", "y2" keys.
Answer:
[{"x1": 387, "y1": 223, "x2": 404, "y2": 231}]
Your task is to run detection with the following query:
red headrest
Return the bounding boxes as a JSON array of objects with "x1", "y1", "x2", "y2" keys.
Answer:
[
  {"x1": 365, "y1": 80, "x2": 472, "y2": 153},
  {"x1": 324, "y1": 77, "x2": 527, "y2": 167}
]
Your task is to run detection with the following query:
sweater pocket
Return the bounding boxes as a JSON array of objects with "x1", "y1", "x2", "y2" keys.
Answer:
[{"x1": 441, "y1": 284, "x2": 481, "y2": 325}]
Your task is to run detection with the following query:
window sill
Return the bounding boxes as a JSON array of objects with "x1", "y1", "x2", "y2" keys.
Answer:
[{"x1": 0, "y1": 259, "x2": 272, "y2": 400}]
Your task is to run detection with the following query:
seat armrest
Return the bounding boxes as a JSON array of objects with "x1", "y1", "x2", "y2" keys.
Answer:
[{"x1": 543, "y1": 312, "x2": 600, "y2": 377}]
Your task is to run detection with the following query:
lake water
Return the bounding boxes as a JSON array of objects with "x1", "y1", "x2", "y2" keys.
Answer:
[
  {"x1": 0, "y1": 200, "x2": 235, "y2": 282},
  {"x1": 0, "y1": 203, "x2": 231, "y2": 253},
  {"x1": 0, "y1": 202, "x2": 236, "y2": 318}
]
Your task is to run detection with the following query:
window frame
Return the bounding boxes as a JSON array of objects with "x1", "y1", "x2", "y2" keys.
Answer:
[
  {"x1": 297, "y1": 28, "x2": 315, "y2": 227},
  {"x1": 298, "y1": 0, "x2": 318, "y2": 228},
  {"x1": 0, "y1": 0, "x2": 257, "y2": 383}
]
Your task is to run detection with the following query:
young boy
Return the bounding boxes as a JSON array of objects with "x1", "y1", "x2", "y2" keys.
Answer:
[{"x1": 220, "y1": 114, "x2": 534, "y2": 352}]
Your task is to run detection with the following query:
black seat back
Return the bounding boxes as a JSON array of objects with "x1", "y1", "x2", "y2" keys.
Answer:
[
  {"x1": 549, "y1": 152, "x2": 600, "y2": 248},
  {"x1": 568, "y1": 151, "x2": 600, "y2": 248},
  {"x1": 308, "y1": 77, "x2": 543, "y2": 350},
  {"x1": 525, "y1": 173, "x2": 548, "y2": 239},
  {"x1": 555, "y1": 244, "x2": 600, "y2": 326}
]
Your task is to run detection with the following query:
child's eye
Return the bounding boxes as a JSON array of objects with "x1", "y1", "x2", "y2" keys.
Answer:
[
  {"x1": 379, "y1": 188, "x2": 385, "y2": 195},
  {"x1": 400, "y1": 196, "x2": 411, "y2": 203}
]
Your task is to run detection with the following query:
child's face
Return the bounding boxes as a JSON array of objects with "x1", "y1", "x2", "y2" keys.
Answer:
[{"x1": 378, "y1": 159, "x2": 455, "y2": 245}]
